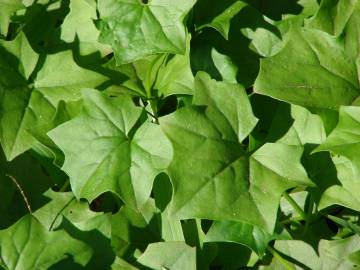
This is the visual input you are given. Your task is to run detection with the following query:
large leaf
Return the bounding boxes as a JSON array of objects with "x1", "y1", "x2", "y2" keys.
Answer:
[
  {"x1": 0, "y1": 45, "x2": 107, "y2": 161},
  {"x1": 254, "y1": 27, "x2": 359, "y2": 109},
  {"x1": 49, "y1": 89, "x2": 173, "y2": 207},
  {"x1": 0, "y1": 215, "x2": 92, "y2": 270},
  {"x1": 160, "y1": 79, "x2": 312, "y2": 232},
  {"x1": 0, "y1": 33, "x2": 38, "y2": 161},
  {"x1": 97, "y1": 0, "x2": 196, "y2": 64}
]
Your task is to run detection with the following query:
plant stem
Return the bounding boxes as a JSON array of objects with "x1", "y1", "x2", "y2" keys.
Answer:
[
  {"x1": 59, "y1": 179, "x2": 70, "y2": 192},
  {"x1": 283, "y1": 191, "x2": 306, "y2": 220},
  {"x1": 149, "y1": 99, "x2": 159, "y2": 124},
  {"x1": 303, "y1": 195, "x2": 314, "y2": 236},
  {"x1": 267, "y1": 246, "x2": 294, "y2": 270},
  {"x1": 6, "y1": 174, "x2": 32, "y2": 214}
]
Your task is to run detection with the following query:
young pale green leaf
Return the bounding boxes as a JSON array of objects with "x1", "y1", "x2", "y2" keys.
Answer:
[
  {"x1": 160, "y1": 106, "x2": 311, "y2": 232},
  {"x1": 0, "y1": 33, "x2": 38, "y2": 161},
  {"x1": 315, "y1": 106, "x2": 360, "y2": 174},
  {"x1": 254, "y1": 27, "x2": 359, "y2": 109},
  {"x1": 311, "y1": 106, "x2": 360, "y2": 211},
  {"x1": 198, "y1": 1, "x2": 247, "y2": 40},
  {"x1": 211, "y1": 48, "x2": 238, "y2": 83},
  {"x1": 0, "y1": 0, "x2": 23, "y2": 37},
  {"x1": 97, "y1": 0, "x2": 196, "y2": 64},
  {"x1": 48, "y1": 89, "x2": 172, "y2": 208},
  {"x1": 60, "y1": 0, "x2": 112, "y2": 56},
  {"x1": 155, "y1": 35, "x2": 194, "y2": 97},
  {"x1": 0, "y1": 215, "x2": 92, "y2": 270},
  {"x1": 193, "y1": 72, "x2": 258, "y2": 142},
  {"x1": 316, "y1": 155, "x2": 360, "y2": 212},
  {"x1": 319, "y1": 235, "x2": 360, "y2": 270},
  {"x1": 0, "y1": 32, "x2": 38, "y2": 79},
  {"x1": 261, "y1": 240, "x2": 320, "y2": 270},
  {"x1": 265, "y1": 103, "x2": 326, "y2": 146},
  {"x1": 205, "y1": 221, "x2": 273, "y2": 257},
  {"x1": 306, "y1": 0, "x2": 358, "y2": 36},
  {"x1": 137, "y1": 242, "x2": 196, "y2": 270}
]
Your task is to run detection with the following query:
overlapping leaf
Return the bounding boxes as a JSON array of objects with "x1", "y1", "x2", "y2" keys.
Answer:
[
  {"x1": 49, "y1": 89, "x2": 172, "y2": 207},
  {"x1": 97, "y1": 0, "x2": 196, "y2": 64},
  {"x1": 160, "y1": 73, "x2": 312, "y2": 232}
]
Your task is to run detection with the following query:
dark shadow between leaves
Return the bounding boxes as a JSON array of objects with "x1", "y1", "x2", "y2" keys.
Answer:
[
  {"x1": 48, "y1": 254, "x2": 85, "y2": 270},
  {"x1": 301, "y1": 144, "x2": 341, "y2": 205},
  {"x1": 59, "y1": 218, "x2": 115, "y2": 270},
  {"x1": 243, "y1": 0, "x2": 304, "y2": 21}
]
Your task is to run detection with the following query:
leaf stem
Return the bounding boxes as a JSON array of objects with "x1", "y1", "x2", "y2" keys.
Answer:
[
  {"x1": 267, "y1": 246, "x2": 294, "y2": 270},
  {"x1": 59, "y1": 179, "x2": 70, "y2": 192},
  {"x1": 6, "y1": 174, "x2": 32, "y2": 214},
  {"x1": 149, "y1": 99, "x2": 159, "y2": 124},
  {"x1": 303, "y1": 195, "x2": 314, "y2": 236},
  {"x1": 283, "y1": 191, "x2": 306, "y2": 220}
]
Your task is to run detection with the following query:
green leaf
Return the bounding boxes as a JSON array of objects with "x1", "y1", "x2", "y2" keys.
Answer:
[
  {"x1": 319, "y1": 235, "x2": 360, "y2": 270},
  {"x1": 313, "y1": 107, "x2": 360, "y2": 211},
  {"x1": 193, "y1": 72, "x2": 258, "y2": 142},
  {"x1": 316, "y1": 106, "x2": 360, "y2": 175},
  {"x1": 160, "y1": 103, "x2": 311, "y2": 233},
  {"x1": 306, "y1": 0, "x2": 358, "y2": 36},
  {"x1": 137, "y1": 242, "x2": 196, "y2": 270},
  {"x1": 263, "y1": 240, "x2": 320, "y2": 270},
  {"x1": 211, "y1": 48, "x2": 238, "y2": 83},
  {"x1": 155, "y1": 35, "x2": 194, "y2": 97},
  {"x1": 0, "y1": 0, "x2": 24, "y2": 37},
  {"x1": 48, "y1": 89, "x2": 172, "y2": 208},
  {"x1": 0, "y1": 47, "x2": 107, "y2": 161},
  {"x1": 254, "y1": 27, "x2": 359, "y2": 110},
  {"x1": 0, "y1": 215, "x2": 92, "y2": 270},
  {"x1": 33, "y1": 189, "x2": 115, "y2": 269},
  {"x1": 97, "y1": 0, "x2": 196, "y2": 64},
  {"x1": 205, "y1": 221, "x2": 273, "y2": 257},
  {"x1": 60, "y1": 0, "x2": 111, "y2": 56},
  {"x1": 198, "y1": 1, "x2": 247, "y2": 40}
]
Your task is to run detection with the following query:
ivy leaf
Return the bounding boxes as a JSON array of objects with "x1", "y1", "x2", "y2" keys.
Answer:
[
  {"x1": 254, "y1": 27, "x2": 359, "y2": 109},
  {"x1": 0, "y1": 32, "x2": 38, "y2": 161},
  {"x1": 314, "y1": 106, "x2": 360, "y2": 211},
  {"x1": 204, "y1": 221, "x2": 273, "y2": 257},
  {"x1": 319, "y1": 235, "x2": 360, "y2": 270},
  {"x1": 0, "y1": 0, "x2": 24, "y2": 37},
  {"x1": 155, "y1": 35, "x2": 194, "y2": 97},
  {"x1": 48, "y1": 89, "x2": 172, "y2": 208},
  {"x1": 97, "y1": 0, "x2": 196, "y2": 64},
  {"x1": 316, "y1": 106, "x2": 360, "y2": 175},
  {"x1": 0, "y1": 47, "x2": 107, "y2": 161},
  {"x1": 160, "y1": 79, "x2": 312, "y2": 232},
  {"x1": 194, "y1": 72, "x2": 258, "y2": 142},
  {"x1": 60, "y1": 0, "x2": 112, "y2": 56},
  {"x1": 137, "y1": 242, "x2": 196, "y2": 270},
  {"x1": 0, "y1": 215, "x2": 92, "y2": 270}
]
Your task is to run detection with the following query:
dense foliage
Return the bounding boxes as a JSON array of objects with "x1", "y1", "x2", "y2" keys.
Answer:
[{"x1": 1, "y1": 0, "x2": 360, "y2": 269}]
